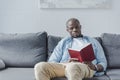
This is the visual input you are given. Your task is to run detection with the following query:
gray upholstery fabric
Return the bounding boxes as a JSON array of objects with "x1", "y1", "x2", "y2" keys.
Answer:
[
  {"x1": 83, "y1": 75, "x2": 110, "y2": 80},
  {"x1": 0, "y1": 59, "x2": 5, "y2": 70},
  {"x1": 52, "y1": 77, "x2": 67, "y2": 80},
  {"x1": 101, "y1": 33, "x2": 120, "y2": 68},
  {"x1": 47, "y1": 35, "x2": 62, "y2": 60},
  {"x1": 52, "y1": 75, "x2": 110, "y2": 80},
  {"x1": 106, "y1": 69, "x2": 120, "y2": 80},
  {"x1": 0, "y1": 68, "x2": 34, "y2": 80},
  {"x1": 0, "y1": 32, "x2": 47, "y2": 67}
]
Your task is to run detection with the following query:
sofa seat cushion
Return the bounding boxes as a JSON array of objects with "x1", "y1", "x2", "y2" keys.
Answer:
[
  {"x1": 106, "y1": 69, "x2": 120, "y2": 80},
  {"x1": 52, "y1": 75, "x2": 109, "y2": 80},
  {"x1": 0, "y1": 32, "x2": 47, "y2": 67},
  {"x1": 101, "y1": 33, "x2": 120, "y2": 68},
  {"x1": 0, "y1": 68, "x2": 34, "y2": 80},
  {"x1": 0, "y1": 59, "x2": 5, "y2": 70},
  {"x1": 52, "y1": 77, "x2": 67, "y2": 80}
]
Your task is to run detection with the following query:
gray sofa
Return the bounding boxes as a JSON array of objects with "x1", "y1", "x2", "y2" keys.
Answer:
[{"x1": 0, "y1": 31, "x2": 120, "y2": 80}]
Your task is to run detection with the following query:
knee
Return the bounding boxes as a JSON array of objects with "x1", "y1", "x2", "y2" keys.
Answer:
[
  {"x1": 65, "y1": 63, "x2": 83, "y2": 72},
  {"x1": 34, "y1": 62, "x2": 48, "y2": 72},
  {"x1": 66, "y1": 63, "x2": 77, "y2": 71}
]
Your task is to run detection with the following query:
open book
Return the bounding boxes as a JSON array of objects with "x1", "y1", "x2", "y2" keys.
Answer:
[{"x1": 68, "y1": 43, "x2": 95, "y2": 62}]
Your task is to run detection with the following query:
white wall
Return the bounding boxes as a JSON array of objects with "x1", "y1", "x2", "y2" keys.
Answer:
[{"x1": 0, "y1": 0, "x2": 120, "y2": 37}]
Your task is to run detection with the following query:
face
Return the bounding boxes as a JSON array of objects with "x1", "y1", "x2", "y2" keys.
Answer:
[{"x1": 66, "y1": 20, "x2": 81, "y2": 38}]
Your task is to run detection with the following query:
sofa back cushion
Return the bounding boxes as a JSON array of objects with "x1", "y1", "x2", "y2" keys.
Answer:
[
  {"x1": 0, "y1": 59, "x2": 5, "y2": 69},
  {"x1": 101, "y1": 33, "x2": 120, "y2": 68},
  {"x1": 0, "y1": 32, "x2": 47, "y2": 67}
]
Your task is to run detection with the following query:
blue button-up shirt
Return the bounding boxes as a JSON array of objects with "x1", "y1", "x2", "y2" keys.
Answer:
[{"x1": 48, "y1": 36, "x2": 107, "y2": 76}]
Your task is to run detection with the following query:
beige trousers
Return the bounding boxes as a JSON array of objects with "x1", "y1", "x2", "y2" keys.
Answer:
[{"x1": 34, "y1": 62, "x2": 95, "y2": 80}]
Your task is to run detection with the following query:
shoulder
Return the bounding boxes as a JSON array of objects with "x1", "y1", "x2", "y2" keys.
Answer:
[
  {"x1": 83, "y1": 36, "x2": 97, "y2": 42},
  {"x1": 55, "y1": 36, "x2": 72, "y2": 48},
  {"x1": 83, "y1": 36, "x2": 100, "y2": 46}
]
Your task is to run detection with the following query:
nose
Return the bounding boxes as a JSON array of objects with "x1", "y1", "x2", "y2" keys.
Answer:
[{"x1": 73, "y1": 28, "x2": 77, "y2": 32}]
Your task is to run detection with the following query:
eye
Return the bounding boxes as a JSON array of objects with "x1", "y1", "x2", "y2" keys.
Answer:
[
  {"x1": 70, "y1": 27, "x2": 73, "y2": 30},
  {"x1": 68, "y1": 26, "x2": 73, "y2": 30}
]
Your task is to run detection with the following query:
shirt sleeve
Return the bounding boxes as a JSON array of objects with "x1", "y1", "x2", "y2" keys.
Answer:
[
  {"x1": 48, "y1": 39, "x2": 64, "y2": 63},
  {"x1": 93, "y1": 39, "x2": 107, "y2": 71}
]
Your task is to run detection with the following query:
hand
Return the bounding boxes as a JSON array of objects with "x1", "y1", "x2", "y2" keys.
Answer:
[
  {"x1": 68, "y1": 58, "x2": 79, "y2": 62},
  {"x1": 83, "y1": 61, "x2": 96, "y2": 71}
]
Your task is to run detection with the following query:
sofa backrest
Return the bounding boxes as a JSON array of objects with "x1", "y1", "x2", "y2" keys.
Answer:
[
  {"x1": 101, "y1": 33, "x2": 120, "y2": 69},
  {"x1": 0, "y1": 32, "x2": 47, "y2": 68}
]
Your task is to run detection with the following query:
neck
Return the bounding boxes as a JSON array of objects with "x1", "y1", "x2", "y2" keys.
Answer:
[{"x1": 72, "y1": 34, "x2": 83, "y2": 38}]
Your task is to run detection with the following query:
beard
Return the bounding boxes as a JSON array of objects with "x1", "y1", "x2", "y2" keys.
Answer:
[{"x1": 71, "y1": 33, "x2": 82, "y2": 38}]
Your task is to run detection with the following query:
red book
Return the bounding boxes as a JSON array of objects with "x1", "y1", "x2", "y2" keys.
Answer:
[{"x1": 68, "y1": 43, "x2": 95, "y2": 62}]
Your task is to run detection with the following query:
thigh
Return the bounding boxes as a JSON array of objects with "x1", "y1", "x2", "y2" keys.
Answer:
[{"x1": 47, "y1": 62, "x2": 65, "y2": 77}]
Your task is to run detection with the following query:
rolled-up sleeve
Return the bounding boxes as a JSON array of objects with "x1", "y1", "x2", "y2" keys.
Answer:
[
  {"x1": 94, "y1": 39, "x2": 107, "y2": 71},
  {"x1": 48, "y1": 40, "x2": 64, "y2": 63}
]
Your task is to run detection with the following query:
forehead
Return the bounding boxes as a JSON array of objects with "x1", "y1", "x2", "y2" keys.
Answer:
[{"x1": 67, "y1": 20, "x2": 80, "y2": 26}]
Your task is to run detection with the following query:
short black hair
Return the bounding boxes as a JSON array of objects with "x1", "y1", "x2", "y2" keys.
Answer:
[{"x1": 66, "y1": 18, "x2": 80, "y2": 28}]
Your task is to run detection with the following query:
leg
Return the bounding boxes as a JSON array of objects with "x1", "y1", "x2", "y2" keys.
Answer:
[
  {"x1": 65, "y1": 62, "x2": 95, "y2": 80},
  {"x1": 34, "y1": 62, "x2": 65, "y2": 80}
]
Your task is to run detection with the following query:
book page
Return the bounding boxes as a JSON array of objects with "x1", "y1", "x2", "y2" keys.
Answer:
[{"x1": 68, "y1": 43, "x2": 91, "y2": 51}]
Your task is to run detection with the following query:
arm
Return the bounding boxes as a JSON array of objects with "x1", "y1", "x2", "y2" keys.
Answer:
[
  {"x1": 48, "y1": 39, "x2": 64, "y2": 63},
  {"x1": 84, "y1": 61, "x2": 104, "y2": 71},
  {"x1": 93, "y1": 39, "x2": 107, "y2": 72},
  {"x1": 95, "y1": 64, "x2": 104, "y2": 71},
  {"x1": 84, "y1": 38, "x2": 107, "y2": 72}
]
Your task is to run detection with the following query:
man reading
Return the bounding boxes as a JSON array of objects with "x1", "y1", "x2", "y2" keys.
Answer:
[{"x1": 34, "y1": 18, "x2": 107, "y2": 80}]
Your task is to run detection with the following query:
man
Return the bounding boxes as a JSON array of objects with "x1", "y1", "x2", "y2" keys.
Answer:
[{"x1": 34, "y1": 18, "x2": 107, "y2": 80}]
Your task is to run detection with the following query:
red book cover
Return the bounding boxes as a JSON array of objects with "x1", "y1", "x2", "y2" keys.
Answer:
[{"x1": 68, "y1": 43, "x2": 95, "y2": 62}]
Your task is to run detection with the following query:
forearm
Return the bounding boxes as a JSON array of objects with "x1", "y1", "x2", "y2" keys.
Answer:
[{"x1": 84, "y1": 61, "x2": 104, "y2": 72}]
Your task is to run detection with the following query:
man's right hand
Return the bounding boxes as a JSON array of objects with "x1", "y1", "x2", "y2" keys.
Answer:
[{"x1": 68, "y1": 58, "x2": 79, "y2": 62}]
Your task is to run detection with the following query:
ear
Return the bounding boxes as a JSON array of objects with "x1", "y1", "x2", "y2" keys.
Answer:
[
  {"x1": 66, "y1": 28, "x2": 69, "y2": 32},
  {"x1": 79, "y1": 25, "x2": 82, "y2": 29}
]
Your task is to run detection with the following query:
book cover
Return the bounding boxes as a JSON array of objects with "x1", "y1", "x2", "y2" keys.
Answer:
[{"x1": 68, "y1": 43, "x2": 95, "y2": 62}]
